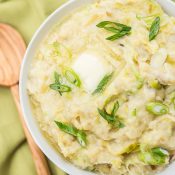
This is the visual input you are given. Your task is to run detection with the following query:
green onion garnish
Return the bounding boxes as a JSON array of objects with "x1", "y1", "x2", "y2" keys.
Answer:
[
  {"x1": 98, "y1": 100, "x2": 124, "y2": 129},
  {"x1": 50, "y1": 72, "x2": 71, "y2": 95},
  {"x1": 149, "y1": 17, "x2": 160, "y2": 41},
  {"x1": 55, "y1": 121, "x2": 87, "y2": 147},
  {"x1": 92, "y1": 72, "x2": 113, "y2": 95},
  {"x1": 96, "y1": 21, "x2": 131, "y2": 41}
]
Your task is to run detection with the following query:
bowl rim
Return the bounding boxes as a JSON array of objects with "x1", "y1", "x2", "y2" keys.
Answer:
[{"x1": 19, "y1": 0, "x2": 175, "y2": 175}]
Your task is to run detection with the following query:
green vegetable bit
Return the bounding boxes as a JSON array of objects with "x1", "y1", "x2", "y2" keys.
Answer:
[
  {"x1": 50, "y1": 72, "x2": 71, "y2": 95},
  {"x1": 151, "y1": 147, "x2": 169, "y2": 157},
  {"x1": 98, "y1": 108, "x2": 116, "y2": 124},
  {"x1": 64, "y1": 68, "x2": 81, "y2": 87},
  {"x1": 98, "y1": 101, "x2": 124, "y2": 129},
  {"x1": 76, "y1": 131, "x2": 87, "y2": 147},
  {"x1": 98, "y1": 108, "x2": 124, "y2": 128},
  {"x1": 149, "y1": 17, "x2": 160, "y2": 41},
  {"x1": 146, "y1": 102, "x2": 169, "y2": 116},
  {"x1": 150, "y1": 80, "x2": 162, "y2": 90},
  {"x1": 106, "y1": 31, "x2": 131, "y2": 41},
  {"x1": 55, "y1": 121, "x2": 87, "y2": 147},
  {"x1": 139, "y1": 147, "x2": 169, "y2": 165},
  {"x1": 92, "y1": 72, "x2": 113, "y2": 95},
  {"x1": 111, "y1": 101, "x2": 119, "y2": 117},
  {"x1": 54, "y1": 71, "x2": 61, "y2": 84},
  {"x1": 96, "y1": 21, "x2": 131, "y2": 41},
  {"x1": 55, "y1": 121, "x2": 77, "y2": 136},
  {"x1": 50, "y1": 84, "x2": 71, "y2": 93},
  {"x1": 97, "y1": 21, "x2": 131, "y2": 31}
]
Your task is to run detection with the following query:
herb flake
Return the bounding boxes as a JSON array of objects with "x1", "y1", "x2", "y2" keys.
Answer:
[
  {"x1": 149, "y1": 17, "x2": 160, "y2": 41},
  {"x1": 139, "y1": 147, "x2": 169, "y2": 165},
  {"x1": 96, "y1": 21, "x2": 131, "y2": 41},
  {"x1": 55, "y1": 121, "x2": 87, "y2": 147},
  {"x1": 98, "y1": 100, "x2": 124, "y2": 129},
  {"x1": 50, "y1": 72, "x2": 71, "y2": 95},
  {"x1": 92, "y1": 72, "x2": 113, "y2": 95}
]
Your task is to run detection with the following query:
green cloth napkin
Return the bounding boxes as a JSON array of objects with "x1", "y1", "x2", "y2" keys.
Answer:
[{"x1": 0, "y1": 0, "x2": 67, "y2": 175}]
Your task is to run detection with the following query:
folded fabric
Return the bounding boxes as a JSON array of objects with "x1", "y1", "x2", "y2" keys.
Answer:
[{"x1": 0, "y1": 0, "x2": 67, "y2": 175}]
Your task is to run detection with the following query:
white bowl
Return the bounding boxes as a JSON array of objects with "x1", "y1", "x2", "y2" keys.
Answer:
[{"x1": 19, "y1": 0, "x2": 175, "y2": 175}]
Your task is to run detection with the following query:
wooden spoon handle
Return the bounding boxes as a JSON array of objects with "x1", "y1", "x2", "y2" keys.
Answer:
[{"x1": 10, "y1": 84, "x2": 51, "y2": 175}]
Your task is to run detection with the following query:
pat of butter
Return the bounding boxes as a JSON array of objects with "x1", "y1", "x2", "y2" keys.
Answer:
[{"x1": 72, "y1": 53, "x2": 111, "y2": 92}]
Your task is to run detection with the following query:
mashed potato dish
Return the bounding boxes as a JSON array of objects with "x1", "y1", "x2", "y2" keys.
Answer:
[{"x1": 27, "y1": 0, "x2": 175, "y2": 174}]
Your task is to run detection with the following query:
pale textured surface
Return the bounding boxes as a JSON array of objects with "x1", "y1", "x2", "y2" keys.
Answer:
[{"x1": 28, "y1": 0, "x2": 175, "y2": 175}]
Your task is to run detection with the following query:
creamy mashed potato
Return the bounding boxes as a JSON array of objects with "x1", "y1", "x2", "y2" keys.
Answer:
[{"x1": 27, "y1": 0, "x2": 175, "y2": 174}]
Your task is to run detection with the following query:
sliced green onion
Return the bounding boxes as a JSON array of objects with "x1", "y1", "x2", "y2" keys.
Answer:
[
  {"x1": 92, "y1": 72, "x2": 113, "y2": 95},
  {"x1": 96, "y1": 21, "x2": 131, "y2": 41},
  {"x1": 135, "y1": 73, "x2": 144, "y2": 90},
  {"x1": 139, "y1": 152, "x2": 165, "y2": 165},
  {"x1": 54, "y1": 72, "x2": 62, "y2": 84},
  {"x1": 152, "y1": 147, "x2": 169, "y2": 157},
  {"x1": 98, "y1": 108, "x2": 115, "y2": 124},
  {"x1": 55, "y1": 121, "x2": 77, "y2": 136},
  {"x1": 64, "y1": 68, "x2": 81, "y2": 87},
  {"x1": 139, "y1": 147, "x2": 169, "y2": 165},
  {"x1": 104, "y1": 26, "x2": 122, "y2": 33},
  {"x1": 117, "y1": 122, "x2": 125, "y2": 129},
  {"x1": 97, "y1": 21, "x2": 131, "y2": 31},
  {"x1": 76, "y1": 131, "x2": 87, "y2": 147},
  {"x1": 55, "y1": 121, "x2": 87, "y2": 147},
  {"x1": 146, "y1": 102, "x2": 169, "y2": 116},
  {"x1": 149, "y1": 17, "x2": 160, "y2": 41},
  {"x1": 50, "y1": 84, "x2": 71, "y2": 93},
  {"x1": 106, "y1": 30, "x2": 131, "y2": 41},
  {"x1": 98, "y1": 108, "x2": 124, "y2": 129},
  {"x1": 50, "y1": 72, "x2": 71, "y2": 95},
  {"x1": 111, "y1": 101, "x2": 120, "y2": 117}
]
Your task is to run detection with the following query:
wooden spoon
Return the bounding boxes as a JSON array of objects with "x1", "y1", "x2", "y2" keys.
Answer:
[{"x1": 0, "y1": 23, "x2": 51, "y2": 175}]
